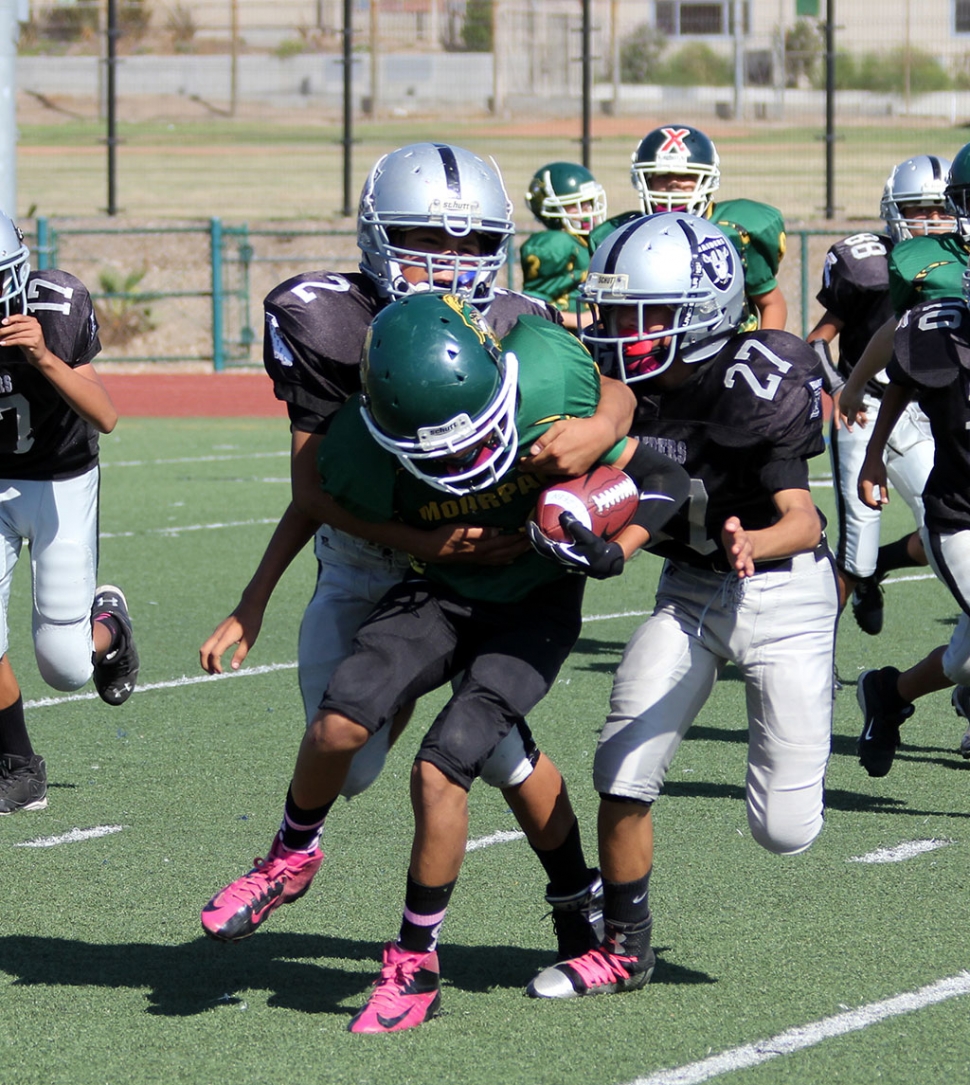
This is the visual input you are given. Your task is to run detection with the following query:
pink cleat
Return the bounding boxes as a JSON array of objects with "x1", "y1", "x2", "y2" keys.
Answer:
[
  {"x1": 348, "y1": 942, "x2": 441, "y2": 1033},
  {"x1": 201, "y1": 834, "x2": 323, "y2": 943}
]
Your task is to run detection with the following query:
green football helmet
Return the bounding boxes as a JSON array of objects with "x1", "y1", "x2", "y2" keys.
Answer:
[
  {"x1": 630, "y1": 125, "x2": 720, "y2": 217},
  {"x1": 945, "y1": 142, "x2": 970, "y2": 240},
  {"x1": 526, "y1": 162, "x2": 607, "y2": 236},
  {"x1": 360, "y1": 293, "x2": 519, "y2": 495}
]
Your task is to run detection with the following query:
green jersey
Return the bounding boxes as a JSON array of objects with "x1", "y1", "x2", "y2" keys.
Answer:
[
  {"x1": 317, "y1": 314, "x2": 625, "y2": 604},
  {"x1": 519, "y1": 230, "x2": 590, "y2": 314},
  {"x1": 589, "y1": 200, "x2": 785, "y2": 299},
  {"x1": 888, "y1": 233, "x2": 970, "y2": 316},
  {"x1": 707, "y1": 198, "x2": 786, "y2": 298}
]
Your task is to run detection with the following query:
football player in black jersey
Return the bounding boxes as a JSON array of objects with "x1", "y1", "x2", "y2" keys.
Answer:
[
  {"x1": 854, "y1": 282, "x2": 970, "y2": 775},
  {"x1": 199, "y1": 145, "x2": 635, "y2": 953},
  {"x1": 526, "y1": 212, "x2": 838, "y2": 1001},
  {"x1": 808, "y1": 155, "x2": 951, "y2": 638},
  {"x1": 0, "y1": 213, "x2": 139, "y2": 815}
]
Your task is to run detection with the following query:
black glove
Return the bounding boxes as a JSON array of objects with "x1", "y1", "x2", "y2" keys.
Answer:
[{"x1": 527, "y1": 511, "x2": 625, "y2": 580}]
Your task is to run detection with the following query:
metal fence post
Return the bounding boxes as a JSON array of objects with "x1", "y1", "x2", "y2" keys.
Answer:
[
  {"x1": 210, "y1": 216, "x2": 224, "y2": 372},
  {"x1": 35, "y1": 217, "x2": 50, "y2": 271}
]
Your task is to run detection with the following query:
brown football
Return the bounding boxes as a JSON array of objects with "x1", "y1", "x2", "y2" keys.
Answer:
[{"x1": 531, "y1": 464, "x2": 639, "y2": 544}]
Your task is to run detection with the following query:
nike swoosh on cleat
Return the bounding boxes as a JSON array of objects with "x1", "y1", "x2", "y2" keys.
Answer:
[{"x1": 376, "y1": 1010, "x2": 414, "y2": 1029}]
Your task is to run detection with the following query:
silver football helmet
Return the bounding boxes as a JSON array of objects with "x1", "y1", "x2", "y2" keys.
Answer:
[
  {"x1": 581, "y1": 213, "x2": 744, "y2": 383},
  {"x1": 357, "y1": 142, "x2": 515, "y2": 303},
  {"x1": 0, "y1": 213, "x2": 30, "y2": 317},
  {"x1": 880, "y1": 155, "x2": 953, "y2": 243}
]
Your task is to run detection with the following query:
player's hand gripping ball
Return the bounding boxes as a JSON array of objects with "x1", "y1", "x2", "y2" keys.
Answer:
[
  {"x1": 531, "y1": 464, "x2": 639, "y2": 543},
  {"x1": 526, "y1": 465, "x2": 638, "y2": 580}
]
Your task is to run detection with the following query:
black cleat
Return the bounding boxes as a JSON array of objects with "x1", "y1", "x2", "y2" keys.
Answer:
[
  {"x1": 857, "y1": 667, "x2": 914, "y2": 777},
  {"x1": 92, "y1": 585, "x2": 139, "y2": 706},
  {"x1": 0, "y1": 754, "x2": 47, "y2": 814},
  {"x1": 951, "y1": 686, "x2": 970, "y2": 759},
  {"x1": 851, "y1": 577, "x2": 885, "y2": 636},
  {"x1": 546, "y1": 872, "x2": 605, "y2": 962}
]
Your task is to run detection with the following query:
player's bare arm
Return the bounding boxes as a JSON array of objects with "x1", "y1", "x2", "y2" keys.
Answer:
[
  {"x1": 856, "y1": 382, "x2": 912, "y2": 511},
  {"x1": 838, "y1": 314, "x2": 896, "y2": 429},
  {"x1": 200, "y1": 501, "x2": 318, "y2": 674},
  {"x1": 0, "y1": 314, "x2": 118, "y2": 433},
  {"x1": 721, "y1": 489, "x2": 822, "y2": 580},
  {"x1": 750, "y1": 285, "x2": 788, "y2": 331},
  {"x1": 521, "y1": 373, "x2": 635, "y2": 476}
]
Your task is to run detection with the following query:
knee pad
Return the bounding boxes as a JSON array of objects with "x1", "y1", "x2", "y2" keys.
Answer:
[
  {"x1": 339, "y1": 725, "x2": 393, "y2": 799},
  {"x1": 747, "y1": 813, "x2": 822, "y2": 856},
  {"x1": 479, "y1": 726, "x2": 537, "y2": 789},
  {"x1": 35, "y1": 620, "x2": 93, "y2": 691},
  {"x1": 33, "y1": 538, "x2": 95, "y2": 625}
]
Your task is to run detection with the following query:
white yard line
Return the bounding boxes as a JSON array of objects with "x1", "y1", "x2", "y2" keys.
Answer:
[
  {"x1": 105, "y1": 451, "x2": 288, "y2": 468},
  {"x1": 627, "y1": 972, "x2": 970, "y2": 1085},
  {"x1": 465, "y1": 830, "x2": 526, "y2": 852},
  {"x1": 15, "y1": 825, "x2": 124, "y2": 848},
  {"x1": 848, "y1": 838, "x2": 951, "y2": 864}
]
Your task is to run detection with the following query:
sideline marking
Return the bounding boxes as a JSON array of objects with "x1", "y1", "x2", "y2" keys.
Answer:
[
  {"x1": 627, "y1": 972, "x2": 970, "y2": 1085},
  {"x1": 15, "y1": 825, "x2": 124, "y2": 848},
  {"x1": 849, "y1": 838, "x2": 951, "y2": 864}
]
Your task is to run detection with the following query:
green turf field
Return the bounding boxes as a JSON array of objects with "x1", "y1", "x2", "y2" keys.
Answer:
[{"x1": 2, "y1": 418, "x2": 970, "y2": 1085}]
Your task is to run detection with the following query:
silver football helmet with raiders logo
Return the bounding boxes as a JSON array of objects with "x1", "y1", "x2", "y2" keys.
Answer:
[
  {"x1": 0, "y1": 212, "x2": 30, "y2": 317},
  {"x1": 581, "y1": 213, "x2": 745, "y2": 383},
  {"x1": 880, "y1": 154, "x2": 953, "y2": 243},
  {"x1": 357, "y1": 142, "x2": 515, "y2": 303},
  {"x1": 630, "y1": 125, "x2": 721, "y2": 217}
]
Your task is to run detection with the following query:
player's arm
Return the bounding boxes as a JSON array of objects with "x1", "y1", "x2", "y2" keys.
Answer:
[
  {"x1": 749, "y1": 285, "x2": 787, "y2": 331},
  {"x1": 806, "y1": 311, "x2": 847, "y2": 429},
  {"x1": 721, "y1": 488, "x2": 822, "y2": 580},
  {"x1": 0, "y1": 314, "x2": 118, "y2": 433},
  {"x1": 857, "y1": 382, "x2": 912, "y2": 511},
  {"x1": 838, "y1": 314, "x2": 896, "y2": 429},
  {"x1": 200, "y1": 500, "x2": 318, "y2": 674},
  {"x1": 295, "y1": 429, "x2": 527, "y2": 566},
  {"x1": 521, "y1": 373, "x2": 636, "y2": 477}
]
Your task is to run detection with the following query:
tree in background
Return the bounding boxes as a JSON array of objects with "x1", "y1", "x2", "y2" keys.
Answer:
[
  {"x1": 462, "y1": 0, "x2": 493, "y2": 52},
  {"x1": 785, "y1": 18, "x2": 823, "y2": 88},
  {"x1": 620, "y1": 23, "x2": 666, "y2": 84}
]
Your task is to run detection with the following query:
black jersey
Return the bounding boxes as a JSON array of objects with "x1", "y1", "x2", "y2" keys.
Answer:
[
  {"x1": 890, "y1": 298, "x2": 970, "y2": 533},
  {"x1": 0, "y1": 269, "x2": 101, "y2": 481},
  {"x1": 816, "y1": 232, "x2": 896, "y2": 397},
  {"x1": 263, "y1": 272, "x2": 561, "y2": 435},
  {"x1": 627, "y1": 329, "x2": 825, "y2": 569}
]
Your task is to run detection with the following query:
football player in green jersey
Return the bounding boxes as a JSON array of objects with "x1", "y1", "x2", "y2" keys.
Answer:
[
  {"x1": 202, "y1": 293, "x2": 689, "y2": 1034},
  {"x1": 520, "y1": 162, "x2": 607, "y2": 331},
  {"x1": 588, "y1": 124, "x2": 788, "y2": 330}
]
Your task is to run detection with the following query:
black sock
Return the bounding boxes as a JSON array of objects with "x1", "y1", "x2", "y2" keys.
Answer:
[
  {"x1": 0, "y1": 696, "x2": 32, "y2": 760},
  {"x1": 603, "y1": 870, "x2": 652, "y2": 928},
  {"x1": 531, "y1": 818, "x2": 593, "y2": 898},
  {"x1": 278, "y1": 785, "x2": 333, "y2": 852},
  {"x1": 398, "y1": 873, "x2": 456, "y2": 953},
  {"x1": 875, "y1": 535, "x2": 920, "y2": 579}
]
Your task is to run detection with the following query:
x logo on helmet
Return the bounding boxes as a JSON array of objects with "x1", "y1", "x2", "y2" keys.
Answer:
[{"x1": 658, "y1": 128, "x2": 692, "y2": 155}]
